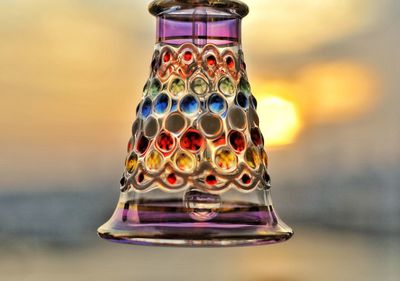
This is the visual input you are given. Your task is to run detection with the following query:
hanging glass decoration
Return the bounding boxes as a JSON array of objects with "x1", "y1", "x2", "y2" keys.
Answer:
[{"x1": 98, "y1": 0, "x2": 293, "y2": 247}]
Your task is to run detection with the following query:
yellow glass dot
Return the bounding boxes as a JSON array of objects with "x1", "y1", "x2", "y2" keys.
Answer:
[
  {"x1": 245, "y1": 147, "x2": 261, "y2": 169},
  {"x1": 261, "y1": 149, "x2": 269, "y2": 169},
  {"x1": 146, "y1": 150, "x2": 163, "y2": 172},
  {"x1": 126, "y1": 153, "x2": 138, "y2": 174},
  {"x1": 175, "y1": 151, "x2": 195, "y2": 172},
  {"x1": 215, "y1": 148, "x2": 238, "y2": 171}
]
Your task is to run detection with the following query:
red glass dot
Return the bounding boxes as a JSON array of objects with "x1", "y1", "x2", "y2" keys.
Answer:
[
  {"x1": 229, "y1": 131, "x2": 246, "y2": 153},
  {"x1": 163, "y1": 52, "x2": 171, "y2": 63},
  {"x1": 167, "y1": 173, "x2": 177, "y2": 184},
  {"x1": 242, "y1": 174, "x2": 251, "y2": 185},
  {"x1": 156, "y1": 131, "x2": 175, "y2": 152},
  {"x1": 206, "y1": 175, "x2": 217, "y2": 186},
  {"x1": 138, "y1": 173, "x2": 144, "y2": 183},
  {"x1": 226, "y1": 57, "x2": 235, "y2": 69},
  {"x1": 251, "y1": 128, "x2": 263, "y2": 146},
  {"x1": 207, "y1": 55, "x2": 216, "y2": 66},
  {"x1": 183, "y1": 51, "x2": 193, "y2": 61},
  {"x1": 127, "y1": 139, "x2": 134, "y2": 152},
  {"x1": 180, "y1": 129, "x2": 205, "y2": 152},
  {"x1": 136, "y1": 135, "x2": 150, "y2": 154}
]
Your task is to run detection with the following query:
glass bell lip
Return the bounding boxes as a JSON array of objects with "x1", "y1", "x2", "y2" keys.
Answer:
[{"x1": 97, "y1": 0, "x2": 293, "y2": 247}]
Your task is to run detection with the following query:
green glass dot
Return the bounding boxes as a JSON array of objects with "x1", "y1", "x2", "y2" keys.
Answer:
[
  {"x1": 149, "y1": 78, "x2": 161, "y2": 98},
  {"x1": 191, "y1": 77, "x2": 208, "y2": 95},
  {"x1": 219, "y1": 77, "x2": 235, "y2": 96},
  {"x1": 169, "y1": 78, "x2": 186, "y2": 96},
  {"x1": 239, "y1": 78, "x2": 251, "y2": 95}
]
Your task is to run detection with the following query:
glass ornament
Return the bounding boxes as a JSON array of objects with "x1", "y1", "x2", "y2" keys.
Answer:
[{"x1": 98, "y1": 0, "x2": 293, "y2": 247}]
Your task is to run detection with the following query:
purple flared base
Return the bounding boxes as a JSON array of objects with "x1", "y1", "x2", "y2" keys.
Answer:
[{"x1": 98, "y1": 198, "x2": 293, "y2": 247}]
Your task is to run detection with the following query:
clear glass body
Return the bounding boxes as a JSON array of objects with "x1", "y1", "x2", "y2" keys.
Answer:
[{"x1": 98, "y1": 0, "x2": 293, "y2": 247}]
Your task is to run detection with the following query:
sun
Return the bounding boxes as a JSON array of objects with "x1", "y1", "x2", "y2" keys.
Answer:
[{"x1": 258, "y1": 96, "x2": 302, "y2": 147}]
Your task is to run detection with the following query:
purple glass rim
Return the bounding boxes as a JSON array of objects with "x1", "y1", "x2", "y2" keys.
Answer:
[{"x1": 156, "y1": 14, "x2": 241, "y2": 47}]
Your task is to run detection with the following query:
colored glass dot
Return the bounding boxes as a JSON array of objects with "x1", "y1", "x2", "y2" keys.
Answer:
[
  {"x1": 218, "y1": 77, "x2": 235, "y2": 96},
  {"x1": 250, "y1": 95, "x2": 258, "y2": 109},
  {"x1": 169, "y1": 78, "x2": 185, "y2": 96},
  {"x1": 175, "y1": 151, "x2": 195, "y2": 172},
  {"x1": 146, "y1": 150, "x2": 163, "y2": 172},
  {"x1": 206, "y1": 175, "x2": 217, "y2": 186},
  {"x1": 229, "y1": 130, "x2": 246, "y2": 153},
  {"x1": 166, "y1": 112, "x2": 186, "y2": 134},
  {"x1": 156, "y1": 131, "x2": 175, "y2": 153},
  {"x1": 239, "y1": 78, "x2": 251, "y2": 95},
  {"x1": 132, "y1": 118, "x2": 142, "y2": 137},
  {"x1": 141, "y1": 98, "x2": 152, "y2": 118},
  {"x1": 262, "y1": 150, "x2": 269, "y2": 168},
  {"x1": 149, "y1": 79, "x2": 162, "y2": 98},
  {"x1": 154, "y1": 93, "x2": 170, "y2": 114},
  {"x1": 136, "y1": 135, "x2": 150, "y2": 155},
  {"x1": 144, "y1": 117, "x2": 159, "y2": 138},
  {"x1": 163, "y1": 51, "x2": 171, "y2": 63},
  {"x1": 180, "y1": 95, "x2": 199, "y2": 114},
  {"x1": 207, "y1": 55, "x2": 216, "y2": 66},
  {"x1": 263, "y1": 172, "x2": 271, "y2": 187},
  {"x1": 126, "y1": 153, "x2": 138, "y2": 174},
  {"x1": 200, "y1": 114, "x2": 223, "y2": 138},
  {"x1": 245, "y1": 147, "x2": 261, "y2": 169},
  {"x1": 226, "y1": 56, "x2": 235, "y2": 69},
  {"x1": 191, "y1": 77, "x2": 208, "y2": 95},
  {"x1": 215, "y1": 148, "x2": 238, "y2": 171},
  {"x1": 180, "y1": 129, "x2": 204, "y2": 152},
  {"x1": 228, "y1": 107, "x2": 247, "y2": 130},
  {"x1": 249, "y1": 107, "x2": 260, "y2": 126},
  {"x1": 208, "y1": 93, "x2": 226, "y2": 114},
  {"x1": 183, "y1": 51, "x2": 193, "y2": 61},
  {"x1": 127, "y1": 137, "x2": 134, "y2": 153},
  {"x1": 236, "y1": 92, "x2": 249, "y2": 108},
  {"x1": 137, "y1": 172, "x2": 145, "y2": 183},
  {"x1": 167, "y1": 173, "x2": 177, "y2": 185},
  {"x1": 251, "y1": 127, "x2": 263, "y2": 146},
  {"x1": 119, "y1": 176, "x2": 126, "y2": 187},
  {"x1": 241, "y1": 174, "x2": 251, "y2": 185}
]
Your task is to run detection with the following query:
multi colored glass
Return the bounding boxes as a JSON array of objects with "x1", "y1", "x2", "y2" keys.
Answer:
[{"x1": 98, "y1": 0, "x2": 293, "y2": 247}]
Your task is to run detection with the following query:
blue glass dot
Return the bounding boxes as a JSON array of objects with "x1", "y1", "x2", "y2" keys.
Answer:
[
  {"x1": 180, "y1": 95, "x2": 199, "y2": 114},
  {"x1": 154, "y1": 93, "x2": 169, "y2": 114},
  {"x1": 208, "y1": 93, "x2": 226, "y2": 114},
  {"x1": 141, "y1": 98, "x2": 152, "y2": 118},
  {"x1": 236, "y1": 92, "x2": 249, "y2": 108}
]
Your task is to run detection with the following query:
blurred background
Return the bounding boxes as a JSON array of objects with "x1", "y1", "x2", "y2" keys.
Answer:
[{"x1": 1, "y1": 0, "x2": 399, "y2": 280}]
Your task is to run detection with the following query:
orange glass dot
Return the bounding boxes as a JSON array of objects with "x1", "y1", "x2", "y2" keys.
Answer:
[
  {"x1": 146, "y1": 150, "x2": 163, "y2": 172},
  {"x1": 175, "y1": 151, "x2": 195, "y2": 172},
  {"x1": 226, "y1": 56, "x2": 235, "y2": 69},
  {"x1": 126, "y1": 153, "x2": 138, "y2": 174},
  {"x1": 245, "y1": 147, "x2": 261, "y2": 169},
  {"x1": 215, "y1": 148, "x2": 238, "y2": 171}
]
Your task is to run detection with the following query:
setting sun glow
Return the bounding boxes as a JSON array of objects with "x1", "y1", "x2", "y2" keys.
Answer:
[{"x1": 258, "y1": 96, "x2": 302, "y2": 147}]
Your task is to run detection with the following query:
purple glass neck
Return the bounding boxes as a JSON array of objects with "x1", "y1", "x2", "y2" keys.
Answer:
[{"x1": 156, "y1": 7, "x2": 241, "y2": 47}]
